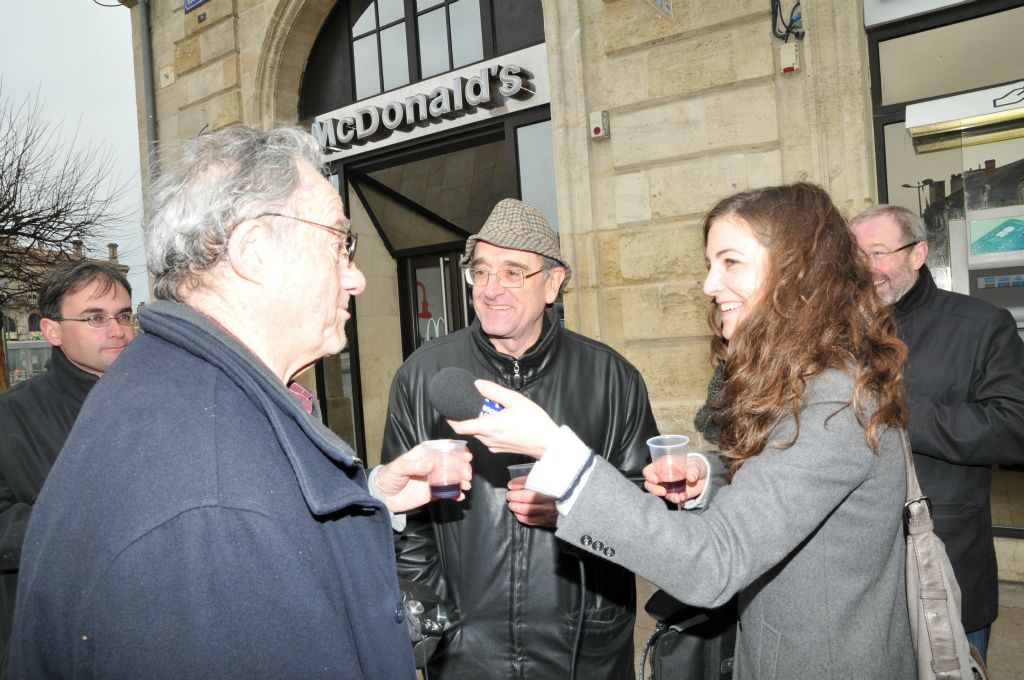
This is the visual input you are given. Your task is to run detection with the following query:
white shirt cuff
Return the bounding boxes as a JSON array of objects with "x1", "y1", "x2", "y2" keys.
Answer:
[
  {"x1": 367, "y1": 466, "x2": 407, "y2": 532},
  {"x1": 524, "y1": 425, "x2": 593, "y2": 510}
]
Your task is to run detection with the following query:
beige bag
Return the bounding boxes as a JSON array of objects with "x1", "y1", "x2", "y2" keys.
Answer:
[{"x1": 902, "y1": 432, "x2": 989, "y2": 680}]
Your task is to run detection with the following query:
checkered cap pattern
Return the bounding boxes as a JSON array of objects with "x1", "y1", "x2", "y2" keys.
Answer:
[{"x1": 461, "y1": 198, "x2": 573, "y2": 284}]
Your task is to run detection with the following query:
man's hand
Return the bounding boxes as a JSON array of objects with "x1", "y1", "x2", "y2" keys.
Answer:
[
  {"x1": 447, "y1": 380, "x2": 561, "y2": 458},
  {"x1": 642, "y1": 454, "x2": 709, "y2": 505},
  {"x1": 374, "y1": 445, "x2": 473, "y2": 513},
  {"x1": 506, "y1": 475, "x2": 558, "y2": 527}
]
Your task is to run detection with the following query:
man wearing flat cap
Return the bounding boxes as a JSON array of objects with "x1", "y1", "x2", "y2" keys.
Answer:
[{"x1": 382, "y1": 198, "x2": 657, "y2": 679}]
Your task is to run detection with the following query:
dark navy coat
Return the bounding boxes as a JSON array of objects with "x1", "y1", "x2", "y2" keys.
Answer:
[{"x1": 10, "y1": 301, "x2": 415, "y2": 679}]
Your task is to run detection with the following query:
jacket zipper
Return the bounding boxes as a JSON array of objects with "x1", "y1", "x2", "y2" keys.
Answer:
[{"x1": 511, "y1": 359, "x2": 522, "y2": 391}]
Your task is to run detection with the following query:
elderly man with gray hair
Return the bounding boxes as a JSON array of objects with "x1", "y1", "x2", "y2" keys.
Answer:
[
  {"x1": 9, "y1": 126, "x2": 470, "y2": 679},
  {"x1": 850, "y1": 203, "x2": 1024, "y2": 661}
]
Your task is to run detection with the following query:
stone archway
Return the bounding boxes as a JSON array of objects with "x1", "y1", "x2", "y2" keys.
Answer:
[{"x1": 252, "y1": 0, "x2": 335, "y2": 130}]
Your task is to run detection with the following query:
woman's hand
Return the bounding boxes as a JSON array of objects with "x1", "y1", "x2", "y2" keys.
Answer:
[
  {"x1": 642, "y1": 454, "x2": 709, "y2": 505},
  {"x1": 447, "y1": 380, "x2": 561, "y2": 458}
]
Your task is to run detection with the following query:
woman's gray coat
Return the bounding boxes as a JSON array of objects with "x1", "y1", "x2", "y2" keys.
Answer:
[{"x1": 556, "y1": 369, "x2": 915, "y2": 680}]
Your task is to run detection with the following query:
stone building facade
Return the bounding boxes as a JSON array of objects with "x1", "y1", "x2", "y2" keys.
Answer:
[{"x1": 122, "y1": 0, "x2": 882, "y2": 465}]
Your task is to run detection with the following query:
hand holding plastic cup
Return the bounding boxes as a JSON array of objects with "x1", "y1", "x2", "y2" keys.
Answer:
[
  {"x1": 646, "y1": 435, "x2": 690, "y2": 494},
  {"x1": 424, "y1": 439, "x2": 469, "y2": 500}
]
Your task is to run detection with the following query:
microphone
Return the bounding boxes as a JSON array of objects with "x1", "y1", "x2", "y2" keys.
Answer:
[{"x1": 427, "y1": 367, "x2": 504, "y2": 421}]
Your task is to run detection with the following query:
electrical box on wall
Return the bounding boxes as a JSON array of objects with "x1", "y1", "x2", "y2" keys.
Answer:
[
  {"x1": 589, "y1": 111, "x2": 610, "y2": 140},
  {"x1": 780, "y1": 43, "x2": 800, "y2": 74}
]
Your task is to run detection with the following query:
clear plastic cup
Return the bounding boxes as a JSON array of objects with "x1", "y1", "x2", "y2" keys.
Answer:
[
  {"x1": 646, "y1": 434, "x2": 690, "y2": 494},
  {"x1": 423, "y1": 439, "x2": 467, "y2": 500},
  {"x1": 507, "y1": 462, "x2": 535, "y2": 480}
]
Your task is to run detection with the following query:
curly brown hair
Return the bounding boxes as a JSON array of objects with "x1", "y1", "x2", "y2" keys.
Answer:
[{"x1": 702, "y1": 183, "x2": 908, "y2": 480}]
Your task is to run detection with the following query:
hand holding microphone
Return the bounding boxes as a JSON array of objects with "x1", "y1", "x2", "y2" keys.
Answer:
[
  {"x1": 431, "y1": 372, "x2": 561, "y2": 459},
  {"x1": 427, "y1": 367, "x2": 506, "y2": 420}
]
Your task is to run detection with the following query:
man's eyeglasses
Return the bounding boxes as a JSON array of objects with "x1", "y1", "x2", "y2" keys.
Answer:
[
  {"x1": 861, "y1": 241, "x2": 920, "y2": 262},
  {"x1": 257, "y1": 212, "x2": 358, "y2": 263},
  {"x1": 463, "y1": 267, "x2": 545, "y2": 288},
  {"x1": 52, "y1": 312, "x2": 135, "y2": 328}
]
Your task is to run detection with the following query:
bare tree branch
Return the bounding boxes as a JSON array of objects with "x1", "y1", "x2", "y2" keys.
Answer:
[{"x1": 0, "y1": 84, "x2": 131, "y2": 309}]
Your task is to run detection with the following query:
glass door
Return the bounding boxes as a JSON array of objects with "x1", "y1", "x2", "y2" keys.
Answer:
[{"x1": 403, "y1": 251, "x2": 472, "y2": 356}]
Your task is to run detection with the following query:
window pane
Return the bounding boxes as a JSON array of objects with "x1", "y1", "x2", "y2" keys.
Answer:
[
  {"x1": 353, "y1": 34, "x2": 381, "y2": 100},
  {"x1": 418, "y1": 9, "x2": 449, "y2": 78},
  {"x1": 516, "y1": 120, "x2": 558, "y2": 232},
  {"x1": 350, "y1": 0, "x2": 376, "y2": 36},
  {"x1": 493, "y1": 0, "x2": 544, "y2": 55},
  {"x1": 879, "y1": 6, "x2": 1024, "y2": 106},
  {"x1": 450, "y1": 0, "x2": 483, "y2": 69},
  {"x1": 883, "y1": 122, "x2": 960, "y2": 289},
  {"x1": 321, "y1": 351, "x2": 358, "y2": 450},
  {"x1": 378, "y1": 0, "x2": 405, "y2": 26},
  {"x1": 417, "y1": 0, "x2": 444, "y2": 11},
  {"x1": 380, "y1": 24, "x2": 410, "y2": 92}
]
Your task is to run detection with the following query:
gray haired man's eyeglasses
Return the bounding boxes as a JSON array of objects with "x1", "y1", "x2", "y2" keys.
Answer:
[
  {"x1": 860, "y1": 240, "x2": 920, "y2": 262},
  {"x1": 52, "y1": 312, "x2": 135, "y2": 328},
  {"x1": 257, "y1": 212, "x2": 358, "y2": 263}
]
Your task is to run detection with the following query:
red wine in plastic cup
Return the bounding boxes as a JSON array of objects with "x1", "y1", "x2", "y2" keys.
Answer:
[
  {"x1": 424, "y1": 439, "x2": 468, "y2": 500},
  {"x1": 646, "y1": 435, "x2": 690, "y2": 495}
]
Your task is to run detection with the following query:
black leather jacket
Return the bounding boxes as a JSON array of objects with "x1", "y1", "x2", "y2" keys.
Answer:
[
  {"x1": 895, "y1": 265, "x2": 1024, "y2": 631},
  {"x1": 382, "y1": 310, "x2": 657, "y2": 679}
]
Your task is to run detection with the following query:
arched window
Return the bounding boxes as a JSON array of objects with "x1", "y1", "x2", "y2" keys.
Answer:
[
  {"x1": 1, "y1": 313, "x2": 15, "y2": 338},
  {"x1": 28, "y1": 314, "x2": 41, "y2": 332},
  {"x1": 300, "y1": 0, "x2": 544, "y2": 118}
]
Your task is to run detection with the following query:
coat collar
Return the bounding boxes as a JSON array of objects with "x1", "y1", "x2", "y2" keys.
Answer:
[
  {"x1": 469, "y1": 307, "x2": 562, "y2": 391},
  {"x1": 139, "y1": 300, "x2": 372, "y2": 517},
  {"x1": 893, "y1": 264, "x2": 937, "y2": 320},
  {"x1": 47, "y1": 347, "x2": 99, "y2": 405}
]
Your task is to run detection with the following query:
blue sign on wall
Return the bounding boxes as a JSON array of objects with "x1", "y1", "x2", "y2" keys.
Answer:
[{"x1": 184, "y1": 0, "x2": 208, "y2": 13}]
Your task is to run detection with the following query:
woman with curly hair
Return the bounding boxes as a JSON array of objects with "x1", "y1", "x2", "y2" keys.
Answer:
[{"x1": 451, "y1": 182, "x2": 916, "y2": 679}]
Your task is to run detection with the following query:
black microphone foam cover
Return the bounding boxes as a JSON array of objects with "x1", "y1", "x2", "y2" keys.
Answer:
[{"x1": 428, "y1": 367, "x2": 487, "y2": 421}]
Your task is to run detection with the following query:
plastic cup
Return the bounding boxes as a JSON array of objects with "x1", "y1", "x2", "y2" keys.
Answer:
[
  {"x1": 507, "y1": 462, "x2": 535, "y2": 480},
  {"x1": 646, "y1": 434, "x2": 690, "y2": 494},
  {"x1": 423, "y1": 439, "x2": 467, "y2": 500}
]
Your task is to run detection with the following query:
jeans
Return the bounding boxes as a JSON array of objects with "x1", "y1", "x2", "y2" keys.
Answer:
[{"x1": 966, "y1": 625, "x2": 991, "y2": 662}]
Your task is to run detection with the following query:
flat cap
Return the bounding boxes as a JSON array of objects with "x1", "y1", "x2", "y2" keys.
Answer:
[{"x1": 461, "y1": 198, "x2": 572, "y2": 284}]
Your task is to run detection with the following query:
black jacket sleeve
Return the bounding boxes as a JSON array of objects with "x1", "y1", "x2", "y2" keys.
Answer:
[
  {"x1": 380, "y1": 370, "x2": 449, "y2": 600},
  {"x1": 599, "y1": 369, "x2": 658, "y2": 477},
  {"x1": 0, "y1": 432, "x2": 33, "y2": 572},
  {"x1": 909, "y1": 306, "x2": 1024, "y2": 466}
]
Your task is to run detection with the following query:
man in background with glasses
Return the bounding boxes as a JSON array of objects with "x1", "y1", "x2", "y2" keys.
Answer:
[
  {"x1": 382, "y1": 198, "x2": 657, "y2": 679},
  {"x1": 0, "y1": 261, "x2": 134, "y2": 675},
  {"x1": 851, "y1": 204, "x2": 1024, "y2": 661},
  {"x1": 10, "y1": 126, "x2": 469, "y2": 679}
]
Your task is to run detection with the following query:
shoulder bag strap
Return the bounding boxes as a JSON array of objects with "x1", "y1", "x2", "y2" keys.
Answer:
[{"x1": 902, "y1": 430, "x2": 963, "y2": 680}]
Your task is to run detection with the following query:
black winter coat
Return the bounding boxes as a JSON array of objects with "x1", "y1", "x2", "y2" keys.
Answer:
[
  {"x1": 382, "y1": 310, "x2": 658, "y2": 679},
  {"x1": 0, "y1": 348, "x2": 96, "y2": 672},
  {"x1": 895, "y1": 266, "x2": 1024, "y2": 631}
]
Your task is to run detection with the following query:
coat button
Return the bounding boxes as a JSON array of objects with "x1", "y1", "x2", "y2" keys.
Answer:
[
  {"x1": 394, "y1": 599, "x2": 406, "y2": 623},
  {"x1": 580, "y1": 534, "x2": 593, "y2": 547}
]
